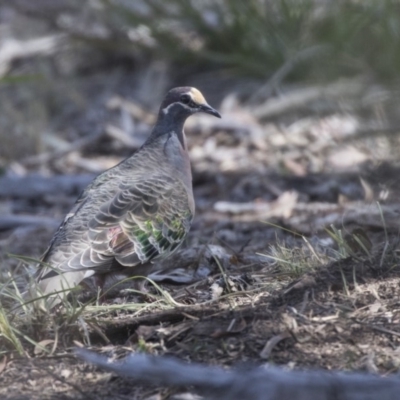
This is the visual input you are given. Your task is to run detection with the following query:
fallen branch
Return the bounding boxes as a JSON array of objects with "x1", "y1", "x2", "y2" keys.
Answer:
[
  {"x1": 20, "y1": 130, "x2": 105, "y2": 168},
  {"x1": 214, "y1": 191, "x2": 298, "y2": 219},
  {"x1": 0, "y1": 35, "x2": 65, "y2": 77},
  {"x1": 0, "y1": 174, "x2": 94, "y2": 199},
  {"x1": 76, "y1": 348, "x2": 400, "y2": 400},
  {"x1": 251, "y1": 79, "x2": 365, "y2": 120},
  {"x1": 211, "y1": 199, "x2": 400, "y2": 233},
  {"x1": 107, "y1": 96, "x2": 156, "y2": 125},
  {"x1": 0, "y1": 215, "x2": 60, "y2": 231},
  {"x1": 104, "y1": 124, "x2": 142, "y2": 149}
]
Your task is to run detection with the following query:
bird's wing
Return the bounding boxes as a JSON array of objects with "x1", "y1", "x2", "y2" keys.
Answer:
[
  {"x1": 88, "y1": 175, "x2": 193, "y2": 267},
  {"x1": 39, "y1": 174, "x2": 193, "y2": 281}
]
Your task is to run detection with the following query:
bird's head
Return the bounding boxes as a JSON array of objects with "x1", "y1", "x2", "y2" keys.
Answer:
[{"x1": 159, "y1": 87, "x2": 221, "y2": 120}]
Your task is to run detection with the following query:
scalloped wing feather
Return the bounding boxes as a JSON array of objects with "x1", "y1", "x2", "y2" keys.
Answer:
[{"x1": 38, "y1": 175, "x2": 193, "y2": 284}]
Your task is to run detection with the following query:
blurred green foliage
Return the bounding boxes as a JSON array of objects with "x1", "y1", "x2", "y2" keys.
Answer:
[{"x1": 104, "y1": 0, "x2": 400, "y2": 81}]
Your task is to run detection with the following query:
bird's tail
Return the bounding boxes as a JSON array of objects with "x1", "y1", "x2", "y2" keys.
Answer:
[{"x1": 28, "y1": 270, "x2": 89, "y2": 310}]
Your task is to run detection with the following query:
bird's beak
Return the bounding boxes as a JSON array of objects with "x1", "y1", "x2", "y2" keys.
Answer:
[{"x1": 199, "y1": 103, "x2": 221, "y2": 118}]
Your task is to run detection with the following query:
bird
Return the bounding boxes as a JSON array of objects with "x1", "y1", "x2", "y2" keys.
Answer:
[{"x1": 32, "y1": 87, "x2": 221, "y2": 307}]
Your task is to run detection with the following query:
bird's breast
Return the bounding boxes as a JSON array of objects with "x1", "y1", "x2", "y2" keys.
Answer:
[{"x1": 162, "y1": 133, "x2": 192, "y2": 183}]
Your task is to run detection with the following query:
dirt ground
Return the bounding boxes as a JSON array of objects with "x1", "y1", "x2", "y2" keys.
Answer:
[
  {"x1": 1, "y1": 3, "x2": 400, "y2": 399},
  {"x1": 2, "y1": 145, "x2": 400, "y2": 399}
]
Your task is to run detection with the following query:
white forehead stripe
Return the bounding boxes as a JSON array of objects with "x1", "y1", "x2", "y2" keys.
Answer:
[{"x1": 189, "y1": 88, "x2": 206, "y2": 104}]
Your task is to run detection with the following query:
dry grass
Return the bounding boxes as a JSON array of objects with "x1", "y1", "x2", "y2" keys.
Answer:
[{"x1": 2, "y1": 228, "x2": 400, "y2": 399}]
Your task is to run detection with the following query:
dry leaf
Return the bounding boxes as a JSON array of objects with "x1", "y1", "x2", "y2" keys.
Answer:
[{"x1": 34, "y1": 339, "x2": 55, "y2": 355}]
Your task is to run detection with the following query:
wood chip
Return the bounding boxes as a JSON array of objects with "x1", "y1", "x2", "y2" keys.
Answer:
[{"x1": 260, "y1": 331, "x2": 291, "y2": 359}]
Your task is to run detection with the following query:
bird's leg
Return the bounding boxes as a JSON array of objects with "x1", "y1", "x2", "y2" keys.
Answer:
[{"x1": 78, "y1": 274, "x2": 108, "y2": 304}]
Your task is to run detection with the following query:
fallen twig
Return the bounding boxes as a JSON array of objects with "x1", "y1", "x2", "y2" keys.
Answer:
[
  {"x1": 107, "y1": 96, "x2": 156, "y2": 125},
  {"x1": 0, "y1": 35, "x2": 65, "y2": 77},
  {"x1": 251, "y1": 79, "x2": 365, "y2": 120},
  {"x1": 20, "y1": 131, "x2": 104, "y2": 168},
  {"x1": 0, "y1": 215, "x2": 60, "y2": 231},
  {"x1": 0, "y1": 173, "x2": 94, "y2": 199}
]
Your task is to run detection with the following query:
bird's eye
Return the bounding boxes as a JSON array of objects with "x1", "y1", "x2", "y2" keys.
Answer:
[{"x1": 180, "y1": 94, "x2": 191, "y2": 104}]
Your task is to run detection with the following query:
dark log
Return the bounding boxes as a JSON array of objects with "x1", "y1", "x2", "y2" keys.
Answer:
[
  {"x1": 76, "y1": 348, "x2": 400, "y2": 400},
  {"x1": 0, "y1": 174, "x2": 95, "y2": 199},
  {"x1": 0, "y1": 215, "x2": 60, "y2": 231}
]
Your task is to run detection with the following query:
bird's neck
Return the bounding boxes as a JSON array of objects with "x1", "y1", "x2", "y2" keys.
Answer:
[{"x1": 149, "y1": 112, "x2": 187, "y2": 149}]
